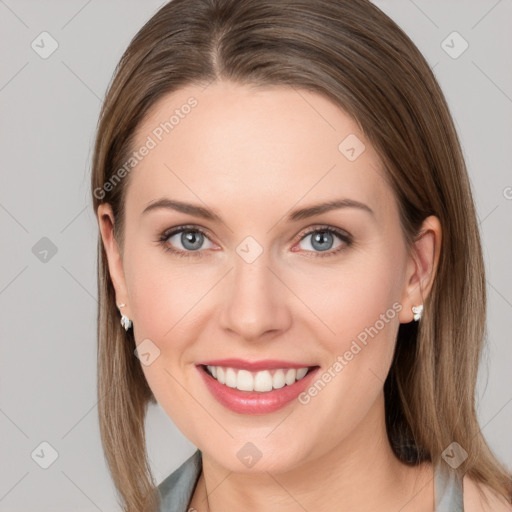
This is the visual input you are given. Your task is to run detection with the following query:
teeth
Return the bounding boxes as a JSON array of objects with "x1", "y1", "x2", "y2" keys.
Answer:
[
  {"x1": 296, "y1": 367, "x2": 308, "y2": 380},
  {"x1": 225, "y1": 368, "x2": 237, "y2": 388},
  {"x1": 237, "y1": 369, "x2": 254, "y2": 391},
  {"x1": 273, "y1": 369, "x2": 286, "y2": 389},
  {"x1": 254, "y1": 370, "x2": 273, "y2": 392},
  {"x1": 216, "y1": 366, "x2": 225, "y2": 384},
  {"x1": 205, "y1": 365, "x2": 311, "y2": 392}
]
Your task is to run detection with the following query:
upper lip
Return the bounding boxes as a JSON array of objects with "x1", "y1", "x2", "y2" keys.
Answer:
[{"x1": 196, "y1": 358, "x2": 318, "y2": 371}]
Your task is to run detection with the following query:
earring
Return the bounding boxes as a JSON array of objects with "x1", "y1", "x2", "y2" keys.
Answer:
[
  {"x1": 412, "y1": 304, "x2": 423, "y2": 321},
  {"x1": 117, "y1": 303, "x2": 133, "y2": 331}
]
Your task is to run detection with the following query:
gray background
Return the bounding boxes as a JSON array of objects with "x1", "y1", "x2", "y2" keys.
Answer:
[{"x1": 0, "y1": 1, "x2": 511, "y2": 510}]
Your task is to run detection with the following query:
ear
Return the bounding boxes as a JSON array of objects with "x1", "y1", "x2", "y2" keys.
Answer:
[
  {"x1": 97, "y1": 203, "x2": 130, "y2": 316},
  {"x1": 398, "y1": 215, "x2": 442, "y2": 323}
]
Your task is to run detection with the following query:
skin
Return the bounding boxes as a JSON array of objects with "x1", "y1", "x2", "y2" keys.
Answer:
[{"x1": 98, "y1": 80, "x2": 446, "y2": 511}]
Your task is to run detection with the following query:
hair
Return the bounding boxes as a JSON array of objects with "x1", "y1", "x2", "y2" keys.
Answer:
[{"x1": 90, "y1": 0, "x2": 512, "y2": 510}]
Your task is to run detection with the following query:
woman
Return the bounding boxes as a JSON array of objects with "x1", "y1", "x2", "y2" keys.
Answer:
[{"x1": 91, "y1": 0, "x2": 512, "y2": 510}]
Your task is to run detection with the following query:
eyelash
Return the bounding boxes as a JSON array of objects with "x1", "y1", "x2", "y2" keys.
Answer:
[{"x1": 157, "y1": 224, "x2": 353, "y2": 259}]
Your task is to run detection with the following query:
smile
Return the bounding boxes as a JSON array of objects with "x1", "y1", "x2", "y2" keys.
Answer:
[
  {"x1": 204, "y1": 365, "x2": 311, "y2": 392},
  {"x1": 196, "y1": 361, "x2": 320, "y2": 415}
]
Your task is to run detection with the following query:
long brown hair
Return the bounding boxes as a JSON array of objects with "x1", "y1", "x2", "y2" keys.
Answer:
[{"x1": 90, "y1": 0, "x2": 512, "y2": 510}]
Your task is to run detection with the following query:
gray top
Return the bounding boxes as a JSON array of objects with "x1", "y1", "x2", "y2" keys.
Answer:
[{"x1": 157, "y1": 449, "x2": 464, "y2": 512}]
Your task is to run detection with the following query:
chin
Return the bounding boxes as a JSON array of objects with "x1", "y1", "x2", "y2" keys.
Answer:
[{"x1": 201, "y1": 439, "x2": 311, "y2": 475}]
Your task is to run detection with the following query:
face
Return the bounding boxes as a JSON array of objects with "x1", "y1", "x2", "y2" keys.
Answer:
[{"x1": 98, "y1": 80, "x2": 437, "y2": 474}]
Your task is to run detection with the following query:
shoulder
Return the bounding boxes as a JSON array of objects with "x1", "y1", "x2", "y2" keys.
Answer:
[
  {"x1": 463, "y1": 474, "x2": 512, "y2": 512},
  {"x1": 157, "y1": 450, "x2": 203, "y2": 512}
]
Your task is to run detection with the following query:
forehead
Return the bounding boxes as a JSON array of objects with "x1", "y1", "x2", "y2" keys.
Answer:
[{"x1": 126, "y1": 80, "x2": 392, "y2": 221}]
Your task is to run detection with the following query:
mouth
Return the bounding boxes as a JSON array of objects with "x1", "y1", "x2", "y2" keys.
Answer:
[
  {"x1": 200, "y1": 364, "x2": 317, "y2": 392},
  {"x1": 196, "y1": 361, "x2": 321, "y2": 415}
]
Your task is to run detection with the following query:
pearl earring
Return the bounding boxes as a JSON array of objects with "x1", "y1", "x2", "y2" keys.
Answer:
[
  {"x1": 117, "y1": 303, "x2": 132, "y2": 331},
  {"x1": 412, "y1": 304, "x2": 423, "y2": 321}
]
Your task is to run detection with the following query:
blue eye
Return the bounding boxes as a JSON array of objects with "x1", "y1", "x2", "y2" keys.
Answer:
[
  {"x1": 170, "y1": 229, "x2": 207, "y2": 251},
  {"x1": 295, "y1": 226, "x2": 352, "y2": 257},
  {"x1": 158, "y1": 224, "x2": 352, "y2": 258},
  {"x1": 301, "y1": 229, "x2": 338, "y2": 251},
  {"x1": 158, "y1": 225, "x2": 214, "y2": 257}
]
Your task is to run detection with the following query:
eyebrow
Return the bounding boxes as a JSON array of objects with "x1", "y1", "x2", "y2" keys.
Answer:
[{"x1": 141, "y1": 198, "x2": 374, "y2": 222}]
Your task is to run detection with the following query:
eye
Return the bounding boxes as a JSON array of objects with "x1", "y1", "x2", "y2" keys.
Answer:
[
  {"x1": 158, "y1": 224, "x2": 352, "y2": 259},
  {"x1": 294, "y1": 226, "x2": 352, "y2": 257},
  {"x1": 158, "y1": 225, "x2": 217, "y2": 257}
]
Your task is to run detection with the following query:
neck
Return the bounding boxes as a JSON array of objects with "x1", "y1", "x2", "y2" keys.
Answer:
[{"x1": 192, "y1": 393, "x2": 434, "y2": 512}]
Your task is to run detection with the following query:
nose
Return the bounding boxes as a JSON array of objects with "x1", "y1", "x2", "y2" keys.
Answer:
[{"x1": 218, "y1": 249, "x2": 292, "y2": 341}]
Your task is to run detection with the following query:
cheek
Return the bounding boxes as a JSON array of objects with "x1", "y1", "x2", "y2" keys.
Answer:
[
  {"x1": 123, "y1": 249, "x2": 212, "y2": 432},
  {"x1": 123, "y1": 235, "x2": 212, "y2": 340},
  {"x1": 292, "y1": 254, "x2": 405, "y2": 439},
  {"x1": 297, "y1": 245, "x2": 406, "y2": 417},
  {"x1": 299, "y1": 249, "x2": 405, "y2": 351},
  {"x1": 122, "y1": 243, "x2": 222, "y2": 401}
]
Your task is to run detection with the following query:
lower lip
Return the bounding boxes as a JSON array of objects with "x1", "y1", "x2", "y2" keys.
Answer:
[{"x1": 197, "y1": 365, "x2": 320, "y2": 415}]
